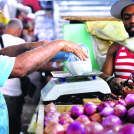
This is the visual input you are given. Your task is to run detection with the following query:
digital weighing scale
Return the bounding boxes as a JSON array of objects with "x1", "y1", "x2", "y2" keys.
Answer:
[{"x1": 41, "y1": 70, "x2": 111, "y2": 104}]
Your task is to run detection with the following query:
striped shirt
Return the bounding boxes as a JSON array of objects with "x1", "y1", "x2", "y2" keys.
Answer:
[{"x1": 114, "y1": 46, "x2": 134, "y2": 85}]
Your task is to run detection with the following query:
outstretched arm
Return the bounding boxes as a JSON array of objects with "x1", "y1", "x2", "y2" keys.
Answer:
[
  {"x1": 100, "y1": 43, "x2": 124, "y2": 94},
  {"x1": 10, "y1": 39, "x2": 89, "y2": 78},
  {"x1": 0, "y1": 40, "x2": 48, "y2": 57}
]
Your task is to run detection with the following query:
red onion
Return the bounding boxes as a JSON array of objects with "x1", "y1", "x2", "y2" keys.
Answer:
[
  {"x1": 59, "y1": 112, "x2": 74, "y2": 125},
  {"x1": 85, "y1": 122, "x2": 104, "y2": 134},
  {"x1": 71, "y1": 105, "x2": 84, "y2": 119},
  {"x1": 59, "y1": 112, "x2": 71, "y2": 119},
  {"x1": 84, "y1": 102, "x2": 97, "y2": 116},
  {"x1": 102, "y1": 115, "x2": 122, "y2": 128},
  {"x1": 89, "y1": 113, "x2": 103, "y2": 124},
  {"x1": 44, "y1": 118, "x2": 58, "y2": 127},
  {"x1": 75, "y1": 115, "x2": 91, "y2": 126},
  {"x1": 103, "y1": 124, "x2": 121, "y2": 134},
  {"x1": 44, "y1": 102, "x2": 57, "y2": 114},
  {"x1": 44, "y1": 111, "x2": 60, "y2": 126},
  {"x1": 115, "y1": 99, "x2": 126, "y2": 107},
  {"x1": 44, "y1": 111, "x2": 60, "y2": 121},
  {"x1": 98, "y1": 102, "x2": 109, "y2": 112},
  {"x1": 101, "y1": 107, "x2": 114, "y2": 117},
  {"x1": 125, "y1": 94, "x2": 134, "y2": 108},
  {"x1": 44, "y1": 122, "x2": 65, "y2": 134},
  {"x1": 127, "y1": 106, "x2": 134, "y2": 123},
  {"x1": 105, "y1": 101, "x2": 115, "y2": 108},
  {"x1": 59, "y1": 116, "x2": 74, "y2": 125},
  {"x1": 117, "y1": 123, "x2": 134, "y2": 134},
  {"x1": 59, "y1": 118, "x2": 68, "y2": 125},
  {"x1": 114, "y1": 104, "x2": 127, "y2": 117},
  {"x1": 66, "y1": 122, "x2": 86, "y2": 134}
]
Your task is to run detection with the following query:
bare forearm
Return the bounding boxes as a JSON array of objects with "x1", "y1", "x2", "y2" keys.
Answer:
[
  {"x1": 10, "y1": 39, "x2": 89, "y2": 78},
  {"x1": 100, "y1": 63, "x2": 113, "y2": 80},
  {"x1": 10, "y1": 40, "x2": 63, "y2": 77},
  {"x1": 0, "y1": 40, "x2": 46, "y2": 57}
]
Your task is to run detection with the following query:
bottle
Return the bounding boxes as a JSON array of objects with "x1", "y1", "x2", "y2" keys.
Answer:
[
  {"x1": 65, "y1": 52, "x2": 70, "y2": 61},
  {"x1": 65, "y1": 43, "x2": 92, "y2": 75},
  {"x1": 50, "y1": 51, "x2": 65, "y2": 62}
]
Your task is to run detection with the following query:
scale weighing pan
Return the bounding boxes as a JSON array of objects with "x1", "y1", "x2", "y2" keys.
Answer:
[{"x1": 51, "y1": 70, "x2": 103, "y2": 78}]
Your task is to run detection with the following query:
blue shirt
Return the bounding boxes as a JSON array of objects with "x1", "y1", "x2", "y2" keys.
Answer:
[{"x1": 0, "y1": 55, "x2": 15, "y2": 134}]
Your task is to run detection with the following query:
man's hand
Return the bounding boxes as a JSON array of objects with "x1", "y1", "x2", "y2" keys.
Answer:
[
  {"x1": 109, "y1": 77, "x2": 133, "y2": 95},
  {"x1": 10, "y1": 39, "x2": 89, "y2": 77},
  {"x1": 109, "y1": 77, "x2": 124, "y2": 94},
  {"x1": 59, "y1": 40, "x2": 89, "y2": 60}
]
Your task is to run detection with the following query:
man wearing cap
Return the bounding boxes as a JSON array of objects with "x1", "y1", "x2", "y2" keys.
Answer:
[
  {"x1": 100, "y1": 0, "x2": 134, "y2": 94},
  {"x1": 0, "y1": 13, "x2": 88, "y2": 134}
]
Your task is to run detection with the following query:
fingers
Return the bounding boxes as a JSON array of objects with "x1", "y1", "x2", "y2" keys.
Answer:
[
  {"x1": 73, "y1": 46, "x2": 89, "y2": 61},
  {"x1": 110, "y1": 78, "x2": 124, "y2": 94},
  {"x1": 115, "y1": 80, "x2": 122, "y2": 89},
  {"x1": 80, "y1": 49, "x2": 89, "y2": 60},
  {"x1": 74, "y1": 50, "x2": 89, "y2": 60},
  {"x1": 61, "y1": 41, "x2": 89, "y2": 60},
  {"x1": 119, "y1": 90, "x2": 124, "y2": 95}
]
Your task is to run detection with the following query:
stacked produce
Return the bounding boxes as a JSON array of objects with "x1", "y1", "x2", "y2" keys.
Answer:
[{"x1": 43, "y1": 94, "x2": 134, "y2": 134}]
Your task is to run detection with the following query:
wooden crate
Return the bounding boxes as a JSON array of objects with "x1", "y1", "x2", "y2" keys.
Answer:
[
  {"x1": 83, "y1": 98, "x2": 101, "y2": 105},
  {"x1": 35, "y1": 98, "x2": 101, "y2": 134}
]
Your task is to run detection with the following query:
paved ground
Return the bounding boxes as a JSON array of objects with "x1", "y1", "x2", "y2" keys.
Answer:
[{"x1": 20, "y1": 71, "x2": 46, "y2": 134}]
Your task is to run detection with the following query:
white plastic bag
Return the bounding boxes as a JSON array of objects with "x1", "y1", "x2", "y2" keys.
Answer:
[{"x1": 65, "y1": 43, "x2": 92, "y2": 75}]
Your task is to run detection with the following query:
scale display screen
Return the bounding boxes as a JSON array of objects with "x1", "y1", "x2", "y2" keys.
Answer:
[{"x1": 41, "y1": 78, "x2": 59, "y2": 100}]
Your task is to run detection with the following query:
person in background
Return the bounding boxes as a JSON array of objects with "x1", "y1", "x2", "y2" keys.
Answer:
[
  {"x1": 0, "y1": 12, "x2": 88, "y2": 134},
  {"x1": 16, "y1": 9, "x2": 31, "y2": 40},
  {"x1": 100, "y1": 0, "x2": 134, "y2": 94}
]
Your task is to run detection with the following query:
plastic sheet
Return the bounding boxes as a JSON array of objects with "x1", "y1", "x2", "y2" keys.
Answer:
[{"x1": 65, "y1": 43, "x2": 92, "y2": 75}]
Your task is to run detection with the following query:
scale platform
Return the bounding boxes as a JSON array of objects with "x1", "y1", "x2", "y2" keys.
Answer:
[
  {"x1": 51, "y1": 70, "x2": 103, "y2": 78},
  {"x1": 41, "y1": 70, "x2": 111, "y2": 104}
]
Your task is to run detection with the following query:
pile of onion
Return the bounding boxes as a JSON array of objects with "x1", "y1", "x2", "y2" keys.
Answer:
[{"x1": 43, "y1": 94, "x2": 134, "y2": 134}]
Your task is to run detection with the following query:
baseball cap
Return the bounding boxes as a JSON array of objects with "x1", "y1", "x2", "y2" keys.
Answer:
[{"x1": 110, "y1": 0, "x2": 134, "y2": 19}]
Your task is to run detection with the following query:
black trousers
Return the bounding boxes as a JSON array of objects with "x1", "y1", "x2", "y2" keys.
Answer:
[{"x1": 3, "y1": 95, "x2": 25, "y2": 134}]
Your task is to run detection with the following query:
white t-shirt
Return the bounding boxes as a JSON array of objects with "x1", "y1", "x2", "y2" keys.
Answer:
[{"x1": 0, "y1": 34, "x2": 25, "y2": 96}]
